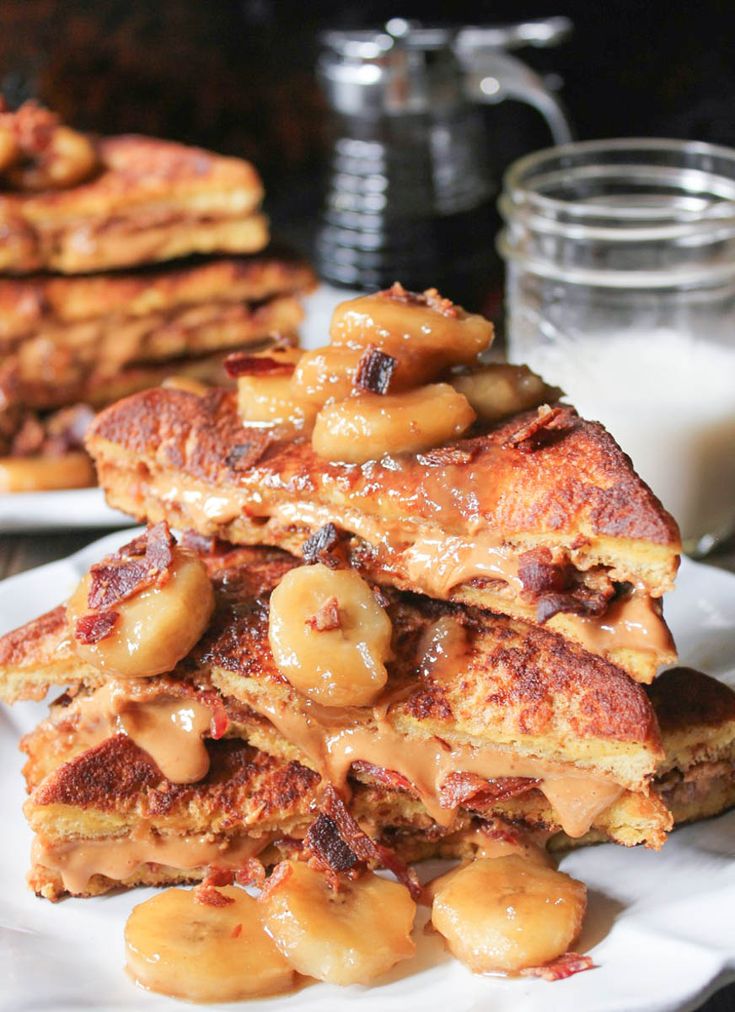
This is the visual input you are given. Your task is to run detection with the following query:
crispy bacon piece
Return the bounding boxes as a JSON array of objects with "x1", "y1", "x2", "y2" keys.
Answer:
[
  {"x1": 355, "y1": 346, "x2": 397, "y2": 395},
  {"x1": 518, "y1": 547, "x2": 611, "y2": 624},
  {"x1": 194, "y1": 883, "x2": 235, "y2": 907},
  {"x1": 225, "y1": 441, "x2": 268, "y2": 471},
  {"x1": 301, "y1": 522, "x2": 350, "y2": 569},
  {"x1": 318, "y1": 786, "x2": 422, "y2": 900},
  {"x1": 350, "y1": 760, "x2": 413, "y2": 794},
  {"x1": 235, "y1": 858, "x2": 266, "y2": 889},
  {"x1": 305, "y1": 813, "x2": 359, "y2": 874},
  {"x1": 417, "y1": 445, "x2": 477, "y2": 466},
  {"x1": 380, "y1": 282, "x2": 459, "y2": 318},
  {"x1": 439, "y1": 772, "x2": 539, "y2": 810},
  {"x1": 224, "y1": 352, "x2": 295, "y2": 379},
  {"x1": 535, "y1": 587, "x2": 611, "y2": 624},
  {"x1": 87, "y1": 521, "x2": 175, "y2": 610},
  {"x1": 197, "y1": 690, "x2": 229, "y2": 740},
  {"x1": 258, "y1": 859, "x2": 294, "y2": 902},
  {"x1": 305, "y1": 596, "x2": 341, "y2": 632},
  {"x1": 518, "y1": 547, "x2": 572, "y2": 597},
  {"x1": 74, "y1": 610, "x2": 119, "y2": 644},
  {"x1": 503, "y1": 405, "x2": 566, "y2": 452},
  {"x1": 521, "y1": 952, "x2": 596, "y2": 981}
]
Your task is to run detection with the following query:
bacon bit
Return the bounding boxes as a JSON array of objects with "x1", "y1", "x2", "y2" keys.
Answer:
[
  {"x1": 502, "y1": 405, "x2": 566, "y2": 452},
  {"x1": 475, "y1": 817, "x2": 527, "y2": 847},
  {"x1": 350, "y1": 760, "x2": 414, "y2": 794},
  {"x1": 202, "y1": 693, "x2": 230, "y2": 740},
  {"x1": 518, "y1": 548, "x2": 572, "y2": 598},
  {"x1": 224, "y1": 352, "x2": 295, "y2": 379},
  {"x1": 417, "y1": 445, "x2": 477, "y2": 466},
  {"x1": 74, "y1": 610, "x2": 119, "y2": 644},
  {"x1": 194, "y1": 883, "x2": 236, "y2": 907},
  {"x1": 318, "y1": 786, "x2": 422, "y2": 900},
  {"x1": 87, "y1": 521, "x2": 175, "y2": 610},
  {"x1": 535, "y1": 589, "x2": 609, "y2": 624},
  {"x1": 379, "y1": 282, "x2": 459, "y2": 318},
  {"x1": 305, "y1": 596, "x2": 341, "y2": 632},
  {"x1": 354, "y1": 346, "x2": 397, "y2": 395},
  {"x1": 179, "y1": 530, "x2": 226, "y2": 556},
  {"x1": 257, "y1": 860, "x2": 294, "y2": 903},
  {"x1": 235, "y1": 858, "x2": 266, "y2": 889},
  {"x1": 230, "y1": 923, "x2": 242, "y2": 938},
  {"x1": 301, "y1": 523, "x2": 350, "y2": 569},
  {"x1": 439, "y1": 772, "x2": 539, "y2": 810},
  {"x1": 201, "y1": 865, "x2": 235, "y2": 887},
  {"x1": 521, "y1": 952, "x2": 597, "y2": 981},
  {"x1": 225, "y1": 442, "x2": 264, "y2": 471},
  {"x1": 305, "y1": 813, "x2": 359, "y2": 873}
]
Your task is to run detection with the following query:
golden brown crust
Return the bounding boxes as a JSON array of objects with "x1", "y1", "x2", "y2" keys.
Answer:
[
  {"x1": 28, "y1": 734, "x2": 320, "y2": 828},
  {"x1": 0, "y1": 253, "x2": 315, "y2": 346},
  {"x1": 88, "y1": 388, "x2": 679, "y2": 679},
  {"x1": 1, "y1": 293, "x2": 305, "y2": 411},
  {"x1": 90, "y1": 389, "x2": 678, "y2": 547},
  {"x1": 649, "y1": 668, "x2": 735, "y2": 733},
  {"x1": 0, "y1": 135, "x2": 266, "y2": 274}
]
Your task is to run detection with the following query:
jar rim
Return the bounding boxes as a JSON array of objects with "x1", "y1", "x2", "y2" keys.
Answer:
[{"x1": 502, "y1": 137, "x2": 735, "y2": 225}]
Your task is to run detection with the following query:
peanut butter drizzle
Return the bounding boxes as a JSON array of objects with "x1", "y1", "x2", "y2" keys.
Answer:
[
  {"x1": 32, "y1": 828, "x2": 271, "y2": 894},
  {"x1": 243, "y1": 693, "x2": 625, "y2": 839},
  {"x1": 63, "y1": 683, "x2": 213, "y2": 784},
  {"x1": 572, "y1": 592, "x2": 673, "y2": 656},
  {"x1": 147, "y1": 478, "x2": 669, "y2": 661}
]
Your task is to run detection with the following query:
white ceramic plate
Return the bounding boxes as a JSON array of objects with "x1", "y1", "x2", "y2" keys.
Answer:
[
  {"x1": 0, "y1": 286, "x2": 354, "y2": 534},
  {"x1": 0, "y1": 534, "x2": 734, "y2": 1012}
]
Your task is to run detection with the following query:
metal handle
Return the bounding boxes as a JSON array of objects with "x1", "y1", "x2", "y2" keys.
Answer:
[{"x1": 455, "y1": 19, "x2": 574, "y2": 146}]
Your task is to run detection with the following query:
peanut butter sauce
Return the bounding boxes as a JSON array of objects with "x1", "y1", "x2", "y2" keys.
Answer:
[
  {"x1": 32, "y1": 827, "x2": 271, "y2": 894},
  {"x1": 62, "y1": 682, "x2": 214, "y2": 784},
  {"x1": 572, "y1": 591, "x2": 674, "y2": 657},
  {"x1": 243, "y1": 692, "x2": 625, "y2": 838}
]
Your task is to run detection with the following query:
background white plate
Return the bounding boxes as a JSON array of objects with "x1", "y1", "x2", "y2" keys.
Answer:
[
  {"x1": 0, "y1": 285, "x2": 355, "y2": 533},
  {"x1": 0, "y1": 533, "x2": 734, "y2": 1012}
]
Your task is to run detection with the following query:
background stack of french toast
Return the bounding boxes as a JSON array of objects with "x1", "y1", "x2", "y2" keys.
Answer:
[
  {"x1": 1, "y1": 284, "x2": 734, "y2": 989},
  {"x1": 0, "y1": 99, "x2": 314, "y2": 493}
]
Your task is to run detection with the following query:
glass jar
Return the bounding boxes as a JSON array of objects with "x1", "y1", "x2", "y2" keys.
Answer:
[{"x1": 498, "y1": 138, "x2": 735, "y2": 554}]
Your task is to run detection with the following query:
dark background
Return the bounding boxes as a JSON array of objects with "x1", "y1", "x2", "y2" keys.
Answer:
[{"x1": 3, "y1": 0, "x2": 735, "y2": 246}]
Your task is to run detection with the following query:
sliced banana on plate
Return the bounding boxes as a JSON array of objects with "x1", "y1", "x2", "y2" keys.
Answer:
[
  {"x1": 261, "y1": 861, "x2": 416, "y2": 986},
  {"x1": 125, "y1": 886, "x2": 295, "y2": 1002},
  {"x1": 431, "y1": 855, "x2": 587, "y2": 974}
]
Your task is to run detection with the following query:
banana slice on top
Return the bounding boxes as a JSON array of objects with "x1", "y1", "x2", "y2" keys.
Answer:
[
  {"x1": 261, "y1": 862, "x2": 416, "y2": 986},
  {"x1": 125, "y1": 886, "x2": 295, "y2": 1002},
  {"x1": 68, "y1": 546, "x2": 214, "y2": 678},
  {"x1": 312, "y1": 383, "x2": 476, "y2": 464},
  {"x1": 450, "y1": 363, "x2": 563, "y2": 425},
  {"x1": 268, "y1": 563, "x2": 392, "y2": 706},
  {"x1": 431, "y1": 856, "x2": 587, "y2": 974},
  {"x1": 0, "y1": 451, "x2": 96, "y2": 493},
  {"x1": 330, "y1": 285, "x2": 493, "y2": 373}
]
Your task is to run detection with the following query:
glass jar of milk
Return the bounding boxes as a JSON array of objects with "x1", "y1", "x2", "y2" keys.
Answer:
[{"x1": 498, "y1": 139, "x2": 735, "y2": 554}]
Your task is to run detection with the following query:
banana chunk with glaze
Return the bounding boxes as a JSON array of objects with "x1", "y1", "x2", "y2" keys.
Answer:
[
  {"x1": 268, "y1": 563, "x2": 392, "y2": 706},
  {"x1": 261, "y1": 862, "x2": 416, "y2": 986},
  {"x1": 330, "y1": 284, "x2": 493, "y2": 375},
  {"x1": 431, "y1": 856, "x2": 587, "y2": 975},
  {"x1": 68, "y1": 526, "x2": 214, "y2": 679},
  {"x1": 125, "y1": 886, "x2": 295, "y2": 1002},
  {"x1": 451, "y1": 363, "x2": 563, "y2": 425},
  {"x1": 312, "y1": 383, "x2": 476, "y2": 464}
]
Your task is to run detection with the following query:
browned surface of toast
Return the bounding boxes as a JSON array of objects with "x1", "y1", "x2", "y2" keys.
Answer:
[{"x1": 0, "y1": 135, "x2": 266, "y2": 274}]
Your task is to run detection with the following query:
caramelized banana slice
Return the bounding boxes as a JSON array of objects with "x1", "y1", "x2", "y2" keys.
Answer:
[
  {"x1": 261, "y1": 862, "x2": 416, "y2": 985},
  {"x1": 238, "y1": 375, "x2": 318, "y2": 433},
  {"x1": 312, "y1": 383, "x2": 476, "y2": 464},
  {"x1": 0, "y1": 451, "x2": 95, "y2": 493},
  {"x1": 451, "y1": 364, "x2": 563, "y2": 424},
  {"x1": 67, "y1": 547, "x2": 214, "y2": 678},
  {"x1": 290, "y1": 346, "x2": 364, "y2": 406},
  {"x1": 431, "y1": 856, "x2": 587, "y2": 974},
  {"x1": 125, "y1": 886, "x2": 295, "y2": 1002},
  {"x1": 330, "y1": 285, "x2": 493, "y2": 369},
  {"x1": 268, "y1": 563, "x2": 391, "y2": 706}
]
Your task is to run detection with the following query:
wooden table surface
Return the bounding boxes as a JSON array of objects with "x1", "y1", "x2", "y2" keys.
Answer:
[{"x1": 0, "y1": 523, "x2": 733, "y2": 1011}]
